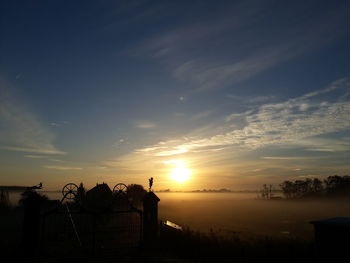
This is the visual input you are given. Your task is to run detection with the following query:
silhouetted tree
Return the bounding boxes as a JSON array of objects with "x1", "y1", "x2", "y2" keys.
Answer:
[
  {"x1": 311, "y1": 178, "x2": 323, "y2": 194},
  {"x1": 19, "y1": 190, "x2": 48, "y2": 206},
  {"x1": 295, "y1": 179, "x2": 313, "y2": 197},
  {"x1": 324, "y1": 175, "x2": 350, "y2": 196},
  {"x1": 127, "y1": 184, "x2": 147, "y2": 207},
  {"x1": 280, "y1": 175, "x2": 350, "y2": 199},
  {"x1": 280, "y1": 181, "x2": 295, "y2": 199},
  {"x1": 281, "y1": 179, "x2": 317, "y2": 198},
  {"x1": 260, "y1": 184, "x2": 273, "y2": 199},
  {"x1": 75, "y1": 182, "x2": 86, "y2": 203}
]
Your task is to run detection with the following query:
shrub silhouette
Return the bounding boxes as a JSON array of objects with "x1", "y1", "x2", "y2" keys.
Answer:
[{"x1": 127, "y1": 184, "x2": 147, "y2": 207}]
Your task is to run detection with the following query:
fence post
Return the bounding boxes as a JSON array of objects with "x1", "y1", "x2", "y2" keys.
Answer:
[
  {"x1": 20, "y1": 191, "x2": 43, "y2": 259},
  {"x1": 142, "y1": 191, "x2": 160, "y2": 244}
]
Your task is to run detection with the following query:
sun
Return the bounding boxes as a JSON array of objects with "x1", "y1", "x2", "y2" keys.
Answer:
[
  {"x1": 164, "y1": 159, "x2": 191, "y2": 183},
  {"x1": 170, "y1": 166, "x2": 191, "y2": 182}
]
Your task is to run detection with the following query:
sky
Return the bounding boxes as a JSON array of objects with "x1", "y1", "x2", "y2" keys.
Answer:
[{"x1": 1, "y1": 0, "x2": 350, "y2": 191}]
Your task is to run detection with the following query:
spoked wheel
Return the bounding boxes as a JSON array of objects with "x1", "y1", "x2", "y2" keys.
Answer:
[
  {"x1": 113, "y1": 183, "x2": 128, "y2": 195},
  {"x1": 62, "y1": 183, "x2": 78, "y2": 200}
]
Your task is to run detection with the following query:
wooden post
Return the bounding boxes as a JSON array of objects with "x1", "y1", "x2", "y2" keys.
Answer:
[
  {"x1": 142, "y1": 191, "x2": 160, "y2": 243},
  {"x1": 21, "y1": 191, "x2": 44, "y2": 259}
]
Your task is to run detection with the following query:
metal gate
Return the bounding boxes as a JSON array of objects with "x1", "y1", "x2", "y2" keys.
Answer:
[{"x1": 39, "y1": 183, "x2": 143, "y2": 258}]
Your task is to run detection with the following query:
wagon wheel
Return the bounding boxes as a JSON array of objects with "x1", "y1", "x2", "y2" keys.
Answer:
[
  {"x1": 62, "y1": 183, "x2": 78, "y2": 200},
  {"x1": 113, "y1": 183, "x2": 128, "y2": 195}
]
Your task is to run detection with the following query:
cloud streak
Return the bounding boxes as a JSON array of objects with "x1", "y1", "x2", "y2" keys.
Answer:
[
  {"x1": 134, "y1": 120, "x2": 156, "y2": 129},
  {"x1": 127, "y1": 78, "x2": 350, "y2": 158},
  {"x1": 24, "y1": 154, "x2": 46, "y2": 159},
  {"x1": 0, "y1": 78, "x2": 65, "y2": 155},
  {"x1": 127, "y1": 1, "x2": 350, "y2": 91},
  {"x1": 44, "y1": 165, "x2": 82, "y2": 171}
]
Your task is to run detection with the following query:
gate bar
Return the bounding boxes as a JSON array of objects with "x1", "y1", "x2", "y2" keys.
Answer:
[{"x1": 65, "y1": 203, "x2": 82, "y2": 247}]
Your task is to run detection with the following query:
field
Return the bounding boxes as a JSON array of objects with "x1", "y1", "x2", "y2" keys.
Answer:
[
  {"x1": 7, "y1": 191, "x2": 350, "y2": 241},
  {"x1": 157, "y1": 192, "x2": 350, "y2": 240}
]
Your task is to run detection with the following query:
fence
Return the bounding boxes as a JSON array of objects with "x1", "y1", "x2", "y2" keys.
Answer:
[
  {"x1": 19, "y1": 184, "x2": 159, "y2": 261},
  {"x1": 40, "y1": 201, "x2": 143, "y2": 258}
]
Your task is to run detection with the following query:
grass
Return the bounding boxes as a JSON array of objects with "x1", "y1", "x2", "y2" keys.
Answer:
[{"x1": 137, "y1": 225, "x2": 316, "y2": 263}]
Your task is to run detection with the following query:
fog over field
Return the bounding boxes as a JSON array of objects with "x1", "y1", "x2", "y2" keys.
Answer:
[
  {"x1": 7, "y1": 191, "x2": 350, "y2": 240},
  {"x1": 157, "y1": 193, "x2": 350, "y2": 239}
]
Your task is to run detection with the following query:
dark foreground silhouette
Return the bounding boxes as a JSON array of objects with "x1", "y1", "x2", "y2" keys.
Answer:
[{"x1": 1, "y1": 181, "x2": 349, "y2": 262}]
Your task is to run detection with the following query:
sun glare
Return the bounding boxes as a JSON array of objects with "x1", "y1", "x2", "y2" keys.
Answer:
[
  {"x1": 164, "y1": 159, "x2": 191, "y2": 183},
  {"x1": 170, "y1": 166, "x2": 191, "y2": 182}
]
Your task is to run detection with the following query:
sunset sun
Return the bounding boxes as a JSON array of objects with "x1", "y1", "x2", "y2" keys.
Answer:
[
  {"x1": 164, "y1": 159, "x2": 191, "y2": 183},
  {"x1": 170, "y1": 166, "x2": 191, "y2": 183}
]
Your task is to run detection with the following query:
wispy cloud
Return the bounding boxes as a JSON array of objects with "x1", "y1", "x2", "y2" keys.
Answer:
[
  {"x1": 120, "y1": 78, "x2": 350, "y2": 159},
  {"x1": 1, "y1": 146, "x2": 65, "y2": 155},
  {"x1": 262, "y1": 157, "x2": 321, "y2": 160},
  {"x1": 134, "y1": 120, "x2": 156, "y2": 129},
  {"x1": 44, "y1": 165, "x2": 82, "y2": 171},
  {"x1": 50, "y1": 121, "x2": 68, "y2": 127},
  {"x1": 227, "y1": 95, "x2": 275, "y2": 104},
  {"x1": 126, "y1": 2, "x2": 350, "y2": 91},
  {"x1": 24, "y1": 154, "x2": 46, "y2": 159},
  {"x1": 48, "y1": 159, "x2": 64, "y2": 162},
  {"x1": 0, "y1": 78, "x2": 65, "y2": 155},
  {"x1": 172, "y1": 49, "x2": 293, "y2": 91},
  {"x1": 293, "y1": 137, "x2": 350, "y2": 152},
  {"x1": 191, "y1": 110, "x2": 215, "y2": 121}
]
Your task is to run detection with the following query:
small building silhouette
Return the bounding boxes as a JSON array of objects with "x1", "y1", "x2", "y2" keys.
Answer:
[
  {"x1": 311, "y1": 217, "x2": 350, "y2": 262},
  {"x1": 85, "y1": 182, "x2": 113, "y2": 211}
]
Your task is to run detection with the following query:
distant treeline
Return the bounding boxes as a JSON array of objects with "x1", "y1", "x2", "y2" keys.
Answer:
[{"x1": 280, "y1": 175, "x2": 350, "y2": 199}]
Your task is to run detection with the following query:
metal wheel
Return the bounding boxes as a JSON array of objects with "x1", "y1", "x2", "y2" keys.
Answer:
[
  {"x1": 62, "y1": 183, "x2": 78, "y2": 200},
  {"x1": 113, "y1": 183, "x2": 128, "y2": 194}
]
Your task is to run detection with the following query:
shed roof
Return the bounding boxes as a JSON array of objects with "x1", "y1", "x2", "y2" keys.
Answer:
[{"x1": 143, "y1": 191, "x2": 160, "y2": 202}]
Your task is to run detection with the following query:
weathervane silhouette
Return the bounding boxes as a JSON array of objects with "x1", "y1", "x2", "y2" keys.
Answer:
[{"x1": 149, "y1": 177, "x2": 153, "y2": 192}]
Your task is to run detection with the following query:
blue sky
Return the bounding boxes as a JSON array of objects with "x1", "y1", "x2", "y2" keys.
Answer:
[{"x1": 1, "y1": 0, "x2": 350, "y2": 190}]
